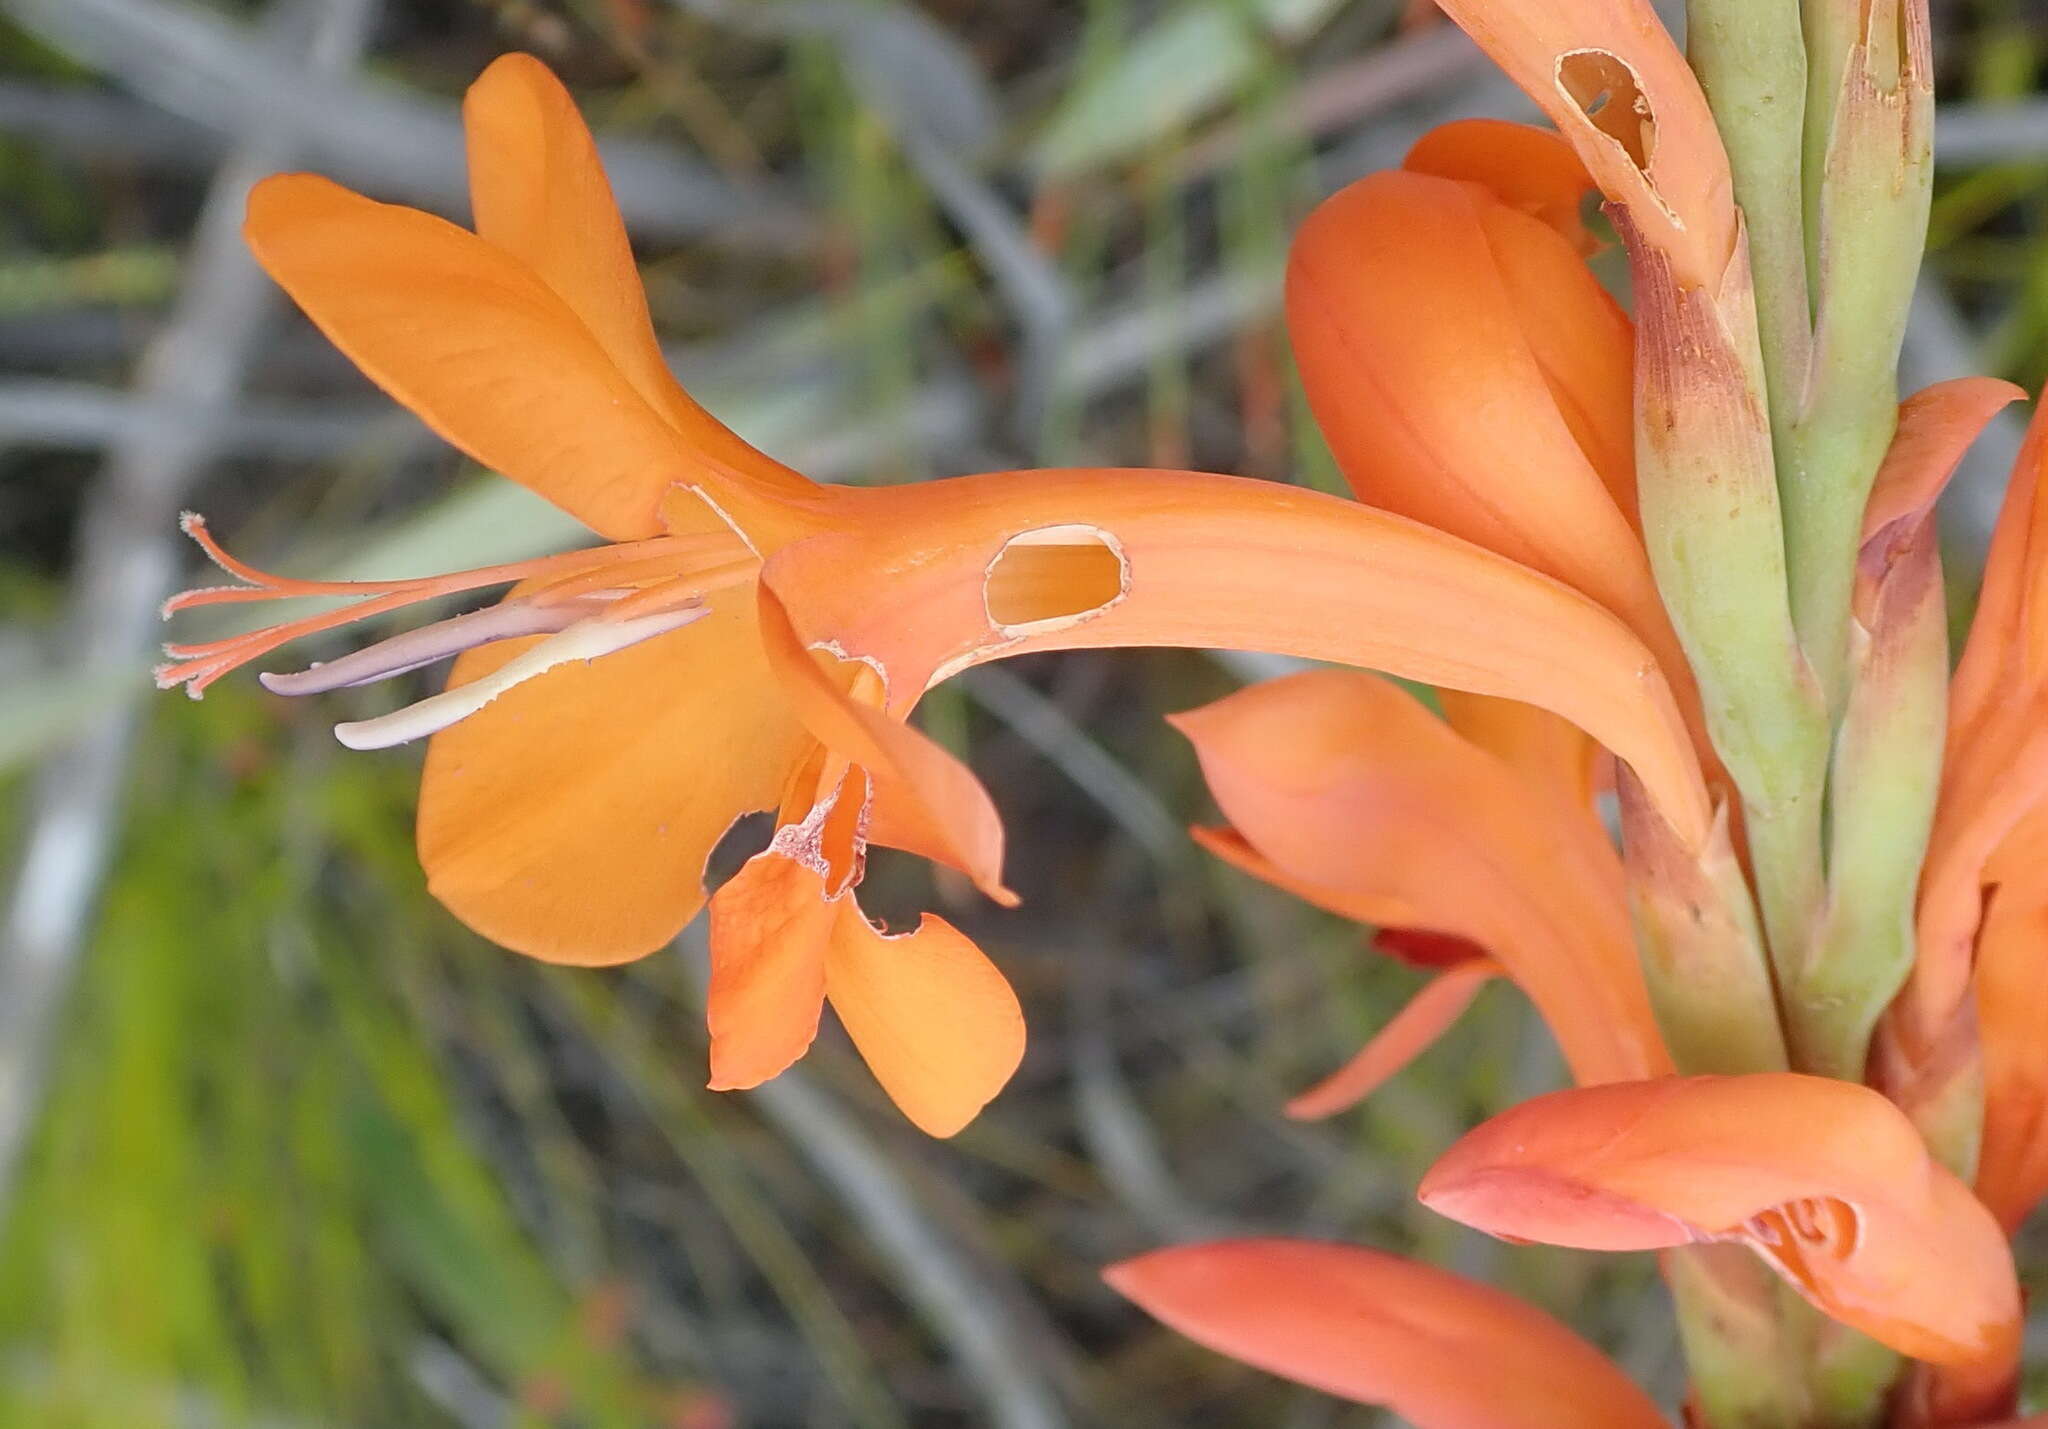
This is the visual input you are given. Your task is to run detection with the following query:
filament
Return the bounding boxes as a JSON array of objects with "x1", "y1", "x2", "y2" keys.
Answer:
[{"x1": 156, "y1": 514, "x2": 756, "y2": 699}]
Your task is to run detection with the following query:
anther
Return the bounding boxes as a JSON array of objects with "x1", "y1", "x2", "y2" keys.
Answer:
[
  {"x1": 332, "y1": 603, "x2": 712, "y2": 750},
  {"x1": 258, "y1": 596, "x2": 612, "y2": 696}
]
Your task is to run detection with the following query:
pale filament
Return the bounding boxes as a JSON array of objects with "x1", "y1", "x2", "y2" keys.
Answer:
[
  {"x1": 155, "y1": 513, "x2": 758, "y2": 708},
  {"x1": 333, "y1": 604, "x2": 713, "y2": 750}
]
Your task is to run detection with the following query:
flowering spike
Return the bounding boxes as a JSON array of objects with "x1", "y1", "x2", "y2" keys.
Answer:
[
  {"x1": 1685, "y1": 0, "x2": 1812, "y2": 466},
  {"x1": 1779, "y1": 0, "x2": 1934, "y2": 709},
  {"x1": 1624, "y1": 212, "x2": 1831, "y2": 1009}
]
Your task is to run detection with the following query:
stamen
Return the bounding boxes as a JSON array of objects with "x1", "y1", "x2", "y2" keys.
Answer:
[
  {"x1": 523, "y1": 554, "x2": 743, "y2": 607},
  {"x1": 333, "y1": 604, "x2": 712, "y2": 750},
  {"x1": 257, "y1": 596, "x2": 613, "y2": 696},
  {"x1": 155, "y1": 515, "x2": 757, "y2": 698},
  {"x1": 599, "y1": 571, "x2": 740, "y2": 622}
]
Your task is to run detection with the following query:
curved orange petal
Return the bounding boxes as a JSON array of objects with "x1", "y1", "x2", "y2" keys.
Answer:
[
  {"x1": 1427, "y1": 0, "x2": 1734, "y2": 293},
  {"x1": 1285, "y1": 959, "x2": 1501, "y2": 1120},
  {"x1": 1189, "y1": 824, "x2": 1411, "y2": 926},
  {"x1": 1192, "y1": 825, "x2": 1490, "y2": 968},
  {"x1": 753, "y1": 577, "x2": 1014, "y2": 906},
  {"x1": 417, "y1": 585, "x2": 812, "y2": 964},
  {"x1": 1285, "y1": 171, "x2": 1654, "y2": 634},
  {"x1": 1861, "y1": 379, "x2": 2025, "y2": 551},
  {"x1": 705, "y1": 850, "x2": 832, "y2": 1090},
  {"x1": 1952, "y1": 392, "x2": 2048, "y2": 742},
  {"x1": 1905, "y1": 396, "x2": 2048, "y2": 1054},
  {"x1": 461, "y1": 55, "x2": 815, "y2": 511},
  {"x1": 246, "y1": 174, "x2": 697, "y2": 540},
  {"x1": 763, "y1": 469, "x2": 1713, "y2": 852},
  {"x1": 1174, "y1": 670, "x2": 1660, "y2": 1086},
  {"x1": 1105, "y1": 1239, "x2": 1666, "y2": 1429},
  {"x1": 1973, "y1": 884, "x2": 2048, "y2": 1233},
  {"x1": 1436, "y1": 690, "x2": 1600, "y2": 814},
  {"x1": 1986, "y1": 797, "x2": 2048, "y2": 900},
  {"x1": 1419, "y1": 1075, "x2": 2021, "y2": 1369},
  {"x1": 1908, "y1": 698, "x2": 2048, "y2": 1063},
  {"x1": 1402, "y1": 118, "x2": 1596, "y2": 250},
  {"x1": 824, "y1": 906, "x2": 1025, "y2": 1138},
  {"x1": 1194, "y1": 824, "x2": 1492, "y2": 968},
  {"x1": 1473, "y1": 200, "x2": 1641, "y2": 528}
]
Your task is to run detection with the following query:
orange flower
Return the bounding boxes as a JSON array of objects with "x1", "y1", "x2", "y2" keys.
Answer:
[
  {"x1": 1106, "y1": 1238, "x2": 1666, "y2": 1429},
  {"x1": 159, "y1": 56, "x2": 1710, "y2": 1135},
  {"x1": 1418, "y1": 1075, "x2": 2021, "y2": 1371},
  {"x1": 1426, "y1": 0, "x2": 1736, "y2": 293},
  {"x1": 1899, "y1": 398, "x2": 2048, "y2": 1078},
  {"x1": 1180, "y1": 117, "x2": 1711, "y2": 1112},
  {"x1": 1174, "y1": 668, "x2": 1666, "y2": 1101},
  {"x1": 1169, "y1": 99, "x2": 2032, "y2": 1404},
  {"x1": 1286, "y1": 120, "x2": 1714, "y2": 764},
  {"x1": 1880, "y1": 388, "x2": 2048, "y2": 1244}
]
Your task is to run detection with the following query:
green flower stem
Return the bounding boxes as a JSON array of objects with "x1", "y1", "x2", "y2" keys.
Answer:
[
  {"x1": 1806, "y1": 1315, "x2": 1903, "y2": 1429},
  {"x1": 1792, "y1": 531, "x2": 1947, "y2": 1078},
  {"x1": 1624, "y1": 223, "x2": 1831, "y2": 994},
  {"x1": 1781, "y1": 409, "x2": 1898, "y2": 713},
  {"x1": 1620, "y1": 778, "x2": 1787, "y2": 1076},
  {"x1": 1783, "y1": 0, "x2": 1932, "y2": 709},
  {"x1": 1668, "y1": 1245, "x2": 1897, "y2": 1429},
  {"x1": 1686, "y1": 0, "x2": 1812, "y2": 468},
  {"x1": 1667, "y1": 1247, "x2": 1812, "y2": 1429},
  {"x1": 1800, "y1": 0, "x2": 1865, "y2": 273},
  {"x1": 1903, "y1": 1044, "x2": 1988, "y2": 1182},
  {"x1": 1663, "y1": 1246, "x2": 1902, "y2": 1429}
]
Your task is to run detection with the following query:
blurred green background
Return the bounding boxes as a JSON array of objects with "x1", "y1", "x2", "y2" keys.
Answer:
[{"x1": 1, "y1": 1, "x2": 2044, "y2": 1424}]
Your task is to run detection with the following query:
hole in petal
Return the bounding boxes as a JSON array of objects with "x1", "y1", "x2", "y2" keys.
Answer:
[
  {"x1": 1557, "y1": 50, "x2": 1656, "y2": 174},
  {"x1": 1743, "y1": 1197, "x2": 1863, "y2": 1294},
  {"x1": 848, "y1": 844, "x2": 938, "y2": 934},
  {"x1": 983, "y1": 525, "x2": 1128, "y2": 636},
  {"x1": 706, "y1": 810, "x2": 777, "y2": 893}
]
